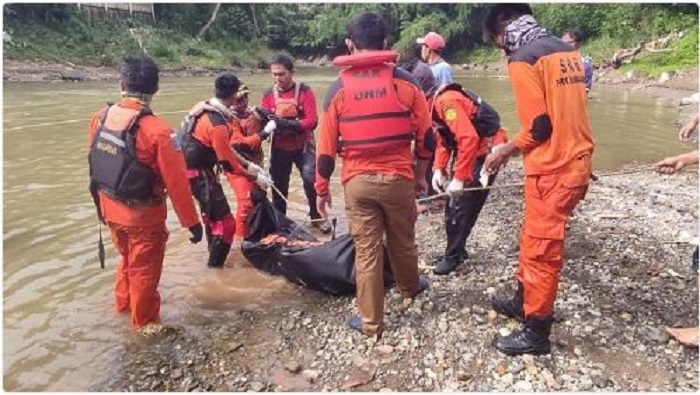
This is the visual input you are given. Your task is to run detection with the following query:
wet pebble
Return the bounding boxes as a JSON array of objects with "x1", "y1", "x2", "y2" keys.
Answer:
[
  {"x1": 509, "y1": 361, "x2": 525, "y2": 375},
  {"x1": 513, "y1": 379, "x2": 533, "y2": 392},
  {"x1": 642, "y1": 326, "x2": 671, "y2": 344}
]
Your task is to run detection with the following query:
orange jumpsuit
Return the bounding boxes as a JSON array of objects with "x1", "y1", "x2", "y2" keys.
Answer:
[
  {"x1": 227, "y1": 108, "x2": 265, "y2": 239},
  {"x1": 88, "y1": 98, "x2": 199, "y2": 328},
  {"x1": 508, "y1": 36, "x2": 594, "y2": 318},
  {"x1": 187, "y1": 105, "x2": 247, "y2": 267}
]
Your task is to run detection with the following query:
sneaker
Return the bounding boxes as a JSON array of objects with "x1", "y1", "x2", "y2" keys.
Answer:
[
  {"x1": 346, "y1": 315, "x2": 363, "y2": 333},
  {"x1": 414, "y1": 275, "x2": 430, "y2": 297},
  {"x1": 346, "y1": 315, "x2": 383, "y2": 339}
]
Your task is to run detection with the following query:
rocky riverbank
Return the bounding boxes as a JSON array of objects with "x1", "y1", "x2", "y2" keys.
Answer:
[
  {"x1": 96, "y1": 162, "x2": 698, "y2": 392},
  {"x1": 2, "y1": 60, "x2": 266, "y2": 83}
]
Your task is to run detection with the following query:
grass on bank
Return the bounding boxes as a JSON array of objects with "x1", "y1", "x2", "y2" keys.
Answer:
[
  {"x1": 450, "y1": 27, "x2": 698, "y2": 79},
  {"x1": 619, "y1": 28, "x2": 699, "y2": 78},
  {"x1": 3, "y1": 19, "x2": 273, "y2": 69}
]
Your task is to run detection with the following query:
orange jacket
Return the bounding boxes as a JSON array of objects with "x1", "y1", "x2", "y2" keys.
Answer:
[
  {"x1": 189, "y1": 104, "x2": 246, "y2": 176},
  {"x1": 231, "y1": 108, "x2": 264, "y2": 165},
  {"x1": 315, "y1": 54, "x2": 433, "y2": 197},
  {"x1": 431, "y1": 90, "x2": 507, "y2": 181},
  {"x1": 88, "y1": 98, "x2": 199, "y2": 228},
  {"x1": 508, "y1": 35, "x2": 594, "y2": 175}
]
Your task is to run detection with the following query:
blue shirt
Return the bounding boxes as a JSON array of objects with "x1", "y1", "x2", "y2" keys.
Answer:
[
  {"x1": 583, "y1": 56, "x2": 593, "y2": 92},
  {"x1": 429, "y1": 60, "x2": 454, "y2": 86}
]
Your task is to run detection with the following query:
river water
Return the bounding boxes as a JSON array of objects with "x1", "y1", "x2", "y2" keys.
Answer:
[{"x1": 2, "y1": 68, "x2": 691, "y2": 391}]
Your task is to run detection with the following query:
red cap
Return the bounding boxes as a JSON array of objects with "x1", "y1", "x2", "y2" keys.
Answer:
[{"x1": 416, "y1": 32, "x2": 446, "y2": 51}]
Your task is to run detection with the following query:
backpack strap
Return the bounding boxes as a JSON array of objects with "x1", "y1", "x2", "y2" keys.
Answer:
[{"x1": 293, "y1": 82, "x2": 301, "y2": 105}]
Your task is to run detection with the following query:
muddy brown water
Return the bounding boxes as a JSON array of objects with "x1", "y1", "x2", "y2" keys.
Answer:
[{"x1": 2, "y1": 68, "x2": 692, "y2": 391}]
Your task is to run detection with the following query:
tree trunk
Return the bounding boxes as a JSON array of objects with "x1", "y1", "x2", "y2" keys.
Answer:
[
  {"x1": 196, "y1": 3, "x2": 221, "y2": 40},
  {"x1": 249, "y1": 3, "x2": 261, "y2": 38}
]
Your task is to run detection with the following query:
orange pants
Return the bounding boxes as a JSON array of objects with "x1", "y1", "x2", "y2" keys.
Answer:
[
  {"x1": 227, "y1": 174, "x2": 256, "y2": 239},
  {"x1": 108, "y1": 222, "x2": 168, "y2": 327},
  {"x1": 517, "y1": 155, "x2": 591, "y2": 318}
]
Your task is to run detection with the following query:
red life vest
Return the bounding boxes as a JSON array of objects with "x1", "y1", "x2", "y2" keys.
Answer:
[{"x1": 333, "y1": 51, "x2": 414, "y2": 158}]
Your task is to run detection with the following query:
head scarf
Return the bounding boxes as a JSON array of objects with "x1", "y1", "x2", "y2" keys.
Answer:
[{"x1": 503, "y1": 14, "x2": 549, "y2": 55}]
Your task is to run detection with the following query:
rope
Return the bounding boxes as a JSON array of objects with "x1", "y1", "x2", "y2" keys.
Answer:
[
  {"x1": 416, "y1": 182, "x2": 525, "y2": 204},
  {"x1": 270, "y1": 182, "x2": 335, "y2": 225},
  {"x1": 415, "y1": 164, "x2": 697, "y2": 204}
]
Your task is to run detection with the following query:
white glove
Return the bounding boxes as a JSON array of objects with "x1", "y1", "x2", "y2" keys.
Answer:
[
  {"x1": 447, "y1": 178, "x2": 464, "y2": 196},
  {"x1": 431, "y1": 169, "x2": 446, "y2": 192},
  {"x1": 245, "y1": 163, "x2": 264, "y2": 177},
  {"x1": 479, "y1": 167, "x2": 489, "y2": 188},
  {"x1": 264, "y1": 120, "x2": 277, "y2": 134},
  {"x1": 254, "y1": 172, "x2": 273, "y2": 190}
]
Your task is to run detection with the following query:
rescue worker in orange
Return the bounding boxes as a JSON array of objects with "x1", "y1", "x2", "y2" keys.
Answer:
[
  {"x1": 316, "y1": 12, "x2": 432, "y2": 337},
  {"x1": 180, "y1": 73, "x2": 272, "y2": 268},
  {"x1": 410, "y1": 65, "x2": 509, "y2": 276},
  {"x1": 482, "y1": 4, "x2": 594, "y2": 355},
  {"x1": 87, "y1": 54, "x2": 202, "y2": 328},
  {"x1": 260, "y1": 55, "x2": 331, "y2": 234},
  {"x1": 226, "y1": 83, "x2": 276, "y2": 243}
]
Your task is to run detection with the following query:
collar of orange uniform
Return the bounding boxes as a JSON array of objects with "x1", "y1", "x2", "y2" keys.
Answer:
[
  {"x1": 118, "y1": 97, "x2": 149, "y2": 111},
  {"x1": 333, "y1": 50, "x2": 399, "y2": 68}
]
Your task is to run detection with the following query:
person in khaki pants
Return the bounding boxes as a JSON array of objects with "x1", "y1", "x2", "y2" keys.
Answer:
[{"x1": 315, "y1": 12, "x2": 433, "y2": 337}]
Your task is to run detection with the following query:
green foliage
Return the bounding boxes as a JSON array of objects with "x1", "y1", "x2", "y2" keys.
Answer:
[
  {"x1": 620, "y1": 28, "x2": 699, "y2": 78},
  {"x1": 2, "y1": 3, "x2": 698, "y2": 73},
  {"x1": 453, "y1": 46, "x2": 502, "y2": 64}
]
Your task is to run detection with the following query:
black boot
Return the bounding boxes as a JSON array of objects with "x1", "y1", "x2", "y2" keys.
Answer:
[
  {"x1": 493, "y1": 315, "x2": 553, "y2": 356},
  {"x1": 492, "y1": 282, "x2": 525, "y2": 322},
  {"x1": 207, "y1": 239, "x2": 231, "y2": 269},
  {"x1": 433, "y1": 255, "x2": 464, "y2": 275}
]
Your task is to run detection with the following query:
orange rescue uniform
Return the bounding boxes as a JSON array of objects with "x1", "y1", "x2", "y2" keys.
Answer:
[
  {"x1": 508, "y1": 35, "x2": 594, "y2": 318},
  {"x1": 185, "y1": 103, "x2": 246, "y2": 267},
  {"x1": 431, "y1": 90, "x2": 508, "y2": 179},
  {"x1": 227, "y1": 108, "x2": 265, "y2": 239},
  {"x1": 88, "y1": 98, "x2": 199, "y2": 327}
]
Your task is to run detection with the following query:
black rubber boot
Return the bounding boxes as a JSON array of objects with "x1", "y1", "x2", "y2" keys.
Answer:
[
  {"x1": 432, "y1": 250, "x2": 467, "y2": 275},
  {"x1": 433, "y1": 257, "x2": 461, "y2": 275},
  {"x1": 207, "y1": 239, "x2": 231, "y2": 269},
  {"x1": 493, "y1": 315, "x2": 553, "y2": 356},
  {"x1": 492, "y1": 282, "x2": 525, "y2": 323}
]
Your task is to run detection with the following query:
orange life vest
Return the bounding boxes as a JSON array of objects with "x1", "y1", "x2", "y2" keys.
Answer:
[
  {"x1": 333, "y1": 50, "x2": 414, "y2": 158},
  {"x1": 273, "y1": 83, "x2": 301, "y2": 119},
  {"x1": 234, "y1": 108, "x2": 264, "y2": 164}
]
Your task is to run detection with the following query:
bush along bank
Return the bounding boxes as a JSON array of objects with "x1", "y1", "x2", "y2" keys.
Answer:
[{"x1": 3, "y1": 18, "x2": 274, "y2": 72}]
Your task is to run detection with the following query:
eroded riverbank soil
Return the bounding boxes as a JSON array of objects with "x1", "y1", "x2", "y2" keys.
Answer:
[{"x1": 97, "y1": 163, "x2": 698, "y2": 392}]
